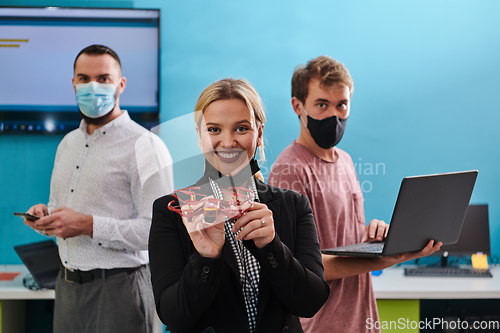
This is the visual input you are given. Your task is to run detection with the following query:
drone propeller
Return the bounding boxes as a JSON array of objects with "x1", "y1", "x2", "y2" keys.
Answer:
[{"x1": 168, "y1": 187, "x2": 255, "y2": 224}]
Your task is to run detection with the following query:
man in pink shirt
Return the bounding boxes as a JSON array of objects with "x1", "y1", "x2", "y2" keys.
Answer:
[{"x1": 268, "y1": 55, "x2": 442, "y2": 332}]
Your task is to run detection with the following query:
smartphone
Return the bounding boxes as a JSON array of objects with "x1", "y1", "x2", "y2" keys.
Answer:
[{"x1": 13, "y1": 212, "x2": 40, "y2": 221}]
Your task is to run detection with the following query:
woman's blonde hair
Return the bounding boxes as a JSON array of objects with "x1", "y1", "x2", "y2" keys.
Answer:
[{"x1": 194, "y1": 78, "x2": 266, "y2": 182}]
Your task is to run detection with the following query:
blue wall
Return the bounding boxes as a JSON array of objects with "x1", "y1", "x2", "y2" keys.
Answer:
[{"x1": 2, "y1": 0, "x2": 499, "y2": 263}]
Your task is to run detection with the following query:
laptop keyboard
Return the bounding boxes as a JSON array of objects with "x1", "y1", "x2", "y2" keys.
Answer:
[
  {"x1": 349, "y1": 243, "x2": 384, "y2": 253},
  {"x1": 404, "y1": 267, "x2": 493, "y2": 278}
]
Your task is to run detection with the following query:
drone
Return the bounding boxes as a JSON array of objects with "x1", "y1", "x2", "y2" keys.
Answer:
[{"x1": 168, "y1": 187, "x2": 254, "y2": 223}]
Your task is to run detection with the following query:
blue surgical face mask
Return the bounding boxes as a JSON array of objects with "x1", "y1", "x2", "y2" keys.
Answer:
[{"x1": 75, "y1": 81, "x2": 119, "y2": 119}]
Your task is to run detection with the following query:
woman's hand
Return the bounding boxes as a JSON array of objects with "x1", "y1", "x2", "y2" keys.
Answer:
[
  {"x1": 231, "y1": 202, "x2": 275, "y2": 249},
  {"x1": 181, "y1": 197, "x2": 226, "y2": 258}
]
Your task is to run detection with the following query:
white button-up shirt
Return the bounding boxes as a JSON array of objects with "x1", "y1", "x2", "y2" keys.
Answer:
[{"x1": 47, "y1": 111, "x2": 174, "y2": 270}]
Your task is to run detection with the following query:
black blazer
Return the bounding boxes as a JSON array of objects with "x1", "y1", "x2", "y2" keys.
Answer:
[{"x1": 149, "y1": 175, "x2": 329, "y2": 333}]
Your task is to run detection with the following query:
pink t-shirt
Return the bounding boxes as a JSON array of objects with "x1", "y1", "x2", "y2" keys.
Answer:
[{"x1": 268, "y1": 141, "x2": 380, "y2": 333}]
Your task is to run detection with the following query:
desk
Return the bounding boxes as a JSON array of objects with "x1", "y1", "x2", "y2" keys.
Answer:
[
  {"x1": 4, "y1": 265, "x2": 498, "y2": 332},
  {"x1": 0, "y1": 265, "x2": 54, "y2": 333},
  {"x1": 0, "y1": 265, "x2": 164, "y2": 333},
  {"x1": 371, "y1": 266, "x2": 500, "y2": 332},
  {"x1": 372, "y1": 265, "x2": 500, "y2": 299},
  {"x1": 0, "y1": 265, "x2": 55, "y2": 300}
]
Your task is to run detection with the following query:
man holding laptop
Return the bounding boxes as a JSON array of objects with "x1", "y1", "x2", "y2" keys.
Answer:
[{"x1": 268, "y1": 56, "x2": 443, "y2": 332}]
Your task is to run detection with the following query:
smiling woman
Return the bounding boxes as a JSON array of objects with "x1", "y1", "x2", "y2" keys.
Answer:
[
  {"x1": 149, "y1": 78, "x2": 330, "y2": 333},
  {"x1": 194, "y1": 78, "x2": 266, "y2": 177},
  {"x1": 197, "y1": 93, "x2": 262, "y2": 181},
  {"x1": 198, "y1": 98, "x2": 260, "y2": 176}
]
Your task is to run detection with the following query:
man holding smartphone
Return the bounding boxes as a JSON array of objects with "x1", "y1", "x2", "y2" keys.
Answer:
[{"x1": 23, "y1": 44, "x2": 174, "y2": 333}]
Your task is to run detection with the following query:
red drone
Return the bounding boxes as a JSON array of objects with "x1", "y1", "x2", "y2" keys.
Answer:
[{"x1": 168, "y1": 187, "x2": 254, "y2": 223}]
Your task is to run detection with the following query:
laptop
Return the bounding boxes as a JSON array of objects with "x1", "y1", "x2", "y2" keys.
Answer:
[
  {"x1": 321, "y1": 170, "x2": 478, "y2": 257},
  {"x1": 14, "y1": 239, "x2": 61, "y2": 289}
]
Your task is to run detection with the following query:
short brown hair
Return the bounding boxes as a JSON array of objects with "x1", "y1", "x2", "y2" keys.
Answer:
[
  {"x1": 291, "y1": 55, "x2": 353, "y2": 104},
  {"x1": 73, "y1": 44, "x2": 122, "y2": 72}
]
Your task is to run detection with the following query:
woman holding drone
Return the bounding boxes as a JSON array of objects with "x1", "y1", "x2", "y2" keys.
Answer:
[{"x1": 149, "y1": 78, "x2": 329, "y2": 333}]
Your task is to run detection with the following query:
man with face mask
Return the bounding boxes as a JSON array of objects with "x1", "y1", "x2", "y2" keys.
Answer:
[
  {"x1": 22, "y1": 44, "x2": 174, "y2": 333},
  {"x1": 268, "y1": 56, "x2": 441, "y2": 333}
]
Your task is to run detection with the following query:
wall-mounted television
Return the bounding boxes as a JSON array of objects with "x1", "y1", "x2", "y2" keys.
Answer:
[{"x1": 0, "y1": 6, "x2": 160, "y2": 134}]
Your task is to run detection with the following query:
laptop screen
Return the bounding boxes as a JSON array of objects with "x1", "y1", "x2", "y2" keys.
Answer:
[{"x1": 14, "y1": 240, "x2": 61, "y2": 289}]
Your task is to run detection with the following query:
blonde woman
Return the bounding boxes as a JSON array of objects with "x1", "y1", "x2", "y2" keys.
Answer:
[{"x1": 149, "y1": 78, "x2": 329, "y2": 333}]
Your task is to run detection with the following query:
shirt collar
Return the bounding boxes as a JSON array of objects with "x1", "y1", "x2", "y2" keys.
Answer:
[{"x1": 78, "y1": 110, "x2": 130, "y2": 136}]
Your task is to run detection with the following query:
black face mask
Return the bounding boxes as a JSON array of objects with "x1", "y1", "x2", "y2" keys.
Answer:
[{"x1": 302, "y1": 108, "x2": 347, "y2": 149}]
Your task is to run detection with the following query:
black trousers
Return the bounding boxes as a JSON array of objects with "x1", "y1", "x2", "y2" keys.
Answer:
[{"x1": 53, "y1": 265, "x2": 154, "y2": 333}]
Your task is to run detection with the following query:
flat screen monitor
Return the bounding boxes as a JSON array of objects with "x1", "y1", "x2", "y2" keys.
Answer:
[
  {"x1": 0, "y1": 6, "x2": 160, "y2": 134},
  {"x1": 436, "y1": 204, "x2": 490, "y2": 256}
]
